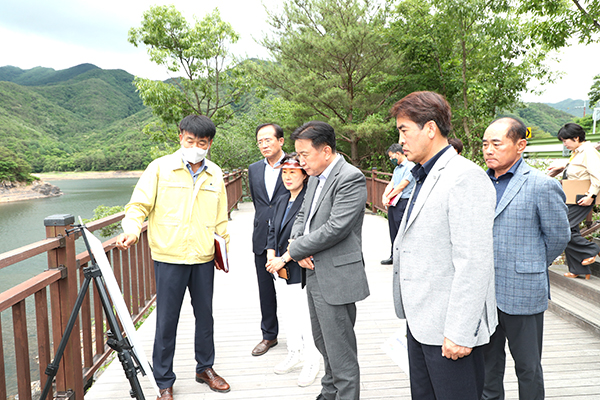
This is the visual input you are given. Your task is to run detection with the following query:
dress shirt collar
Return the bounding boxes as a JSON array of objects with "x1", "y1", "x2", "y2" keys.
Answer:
[
  {"x1": 318, "y1": 153, "x2": 341, "y2": 182},
  {"x1": 411, "y1": 145, "x2": 452, "y2": 183},
  {"x1": 263, "y1": 152, "x2": 285, "y2": 168}
]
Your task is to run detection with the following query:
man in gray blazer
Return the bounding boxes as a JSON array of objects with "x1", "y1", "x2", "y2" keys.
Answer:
[
  {"x1": 391, "y1": 91, "x2": 497, "y2": 400},
  {"x1": 481, "y1": 117, "x2": 570, "y2": 400},
  {"x1": 288, "y1": 121, "x2": 369, "y2": 400}
]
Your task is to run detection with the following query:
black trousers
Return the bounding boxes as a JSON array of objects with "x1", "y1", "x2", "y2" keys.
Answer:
[
  {"x1": 152, "y1": 260, "x2": 215, "y2": 389},
  {"x1": 565, "y1": 203, "x2": 600, "y2": 275},
  {"x1": 482, "y1": 310, "x2": 545, "y2": 400},
  {"x1": 254, "y1": 252, "x2": 278, "y2": 340},
  {"x1": 388, "y1": 199, "x2": 408, "y2": 257},
  {"x1": 407, "y1": 325, "x2": 484, "y2": 400}
]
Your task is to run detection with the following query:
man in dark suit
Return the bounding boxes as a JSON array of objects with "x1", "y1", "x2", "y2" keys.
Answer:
[
  {"x1": 247, "y1": 123, "x2": 288, "y2": 356},
  {"x1": 288, "y1": 121, "x2": 370, "y2": 400},
  {"x1": 481, "y1": 117, "x2": 570, "y2": 400}
]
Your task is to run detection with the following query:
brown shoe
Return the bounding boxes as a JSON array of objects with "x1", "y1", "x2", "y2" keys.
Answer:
[
  {"x1": 251, "y1": 339, "x2": 278, "y2": 356},
  {"x1": 196, "y1": 367, "x2": 230, "y2": 393},
  {"x1": 156, "y1": 387, "x2": 173, "y2": 400}
]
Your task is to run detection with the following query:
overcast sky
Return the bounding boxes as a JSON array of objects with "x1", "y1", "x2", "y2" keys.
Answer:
[{"x1": 0, "y1": 0, "x2": 598, "y2": 105}]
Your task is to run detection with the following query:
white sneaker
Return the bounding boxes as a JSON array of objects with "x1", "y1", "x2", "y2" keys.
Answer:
[
  {"x1": 297, "y1": 359, "x2": 320, "y2": 387},
  {"x1": 274, "y1": 350, "x2": 304, "y2": 374}
]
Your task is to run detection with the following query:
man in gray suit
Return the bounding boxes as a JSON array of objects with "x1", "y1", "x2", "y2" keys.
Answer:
[
  {"x1": 288, "y1": 121, "x2": 370, "y2": 400},
  {"x1": 481, "y1": 117, "x2": 570, "y2": 400},
  {"x1": 391, "y1": 91, "x2": 497, "y2": 399}
]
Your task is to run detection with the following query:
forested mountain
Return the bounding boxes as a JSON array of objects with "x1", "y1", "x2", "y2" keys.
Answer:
[
  {"x1": 500, "y1": 102, "x2": 576, "y2": 137},
  {"x1": 545, "y1": 98, "x2": 587, "y2": 118},
  {"x1": 0, "y1": 64, "x2": 156, "y2": 175}
]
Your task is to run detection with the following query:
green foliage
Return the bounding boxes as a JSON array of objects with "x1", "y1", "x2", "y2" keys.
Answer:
[
  {"x1": 83, "y1": 205, "x2": 125, "y2": 238},
  {"x1": 0, "y1": 66, "x2": 158, "y2": 173},
  {"x1": 518, "y1": 0, "x2": 600, "y2": 48},
  {"x1": 0, "y1": 146, "x2": 34, "y2": 182},
  {"x1": 389, "y1": 0, "x2": 555, "y2": 163},
  {"x1": 499, "y1": 102, "x2": 576, "y2": 136},
  {"x1": 589, "y1": 74, "x2": 600, "y2": 108},
  {"x1": 128, "y1": 5, "x2": 254, "y2": 132},
  {"x1": 255, "y1": 0, "x2": 402, "y2": 166}
]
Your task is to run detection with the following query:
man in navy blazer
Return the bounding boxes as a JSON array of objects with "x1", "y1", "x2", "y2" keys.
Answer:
[
  {"x1": 248, "y1": 123, "x2": 289, "y2": 356},
  {"x1": 481, "y1": 117, "x2": 570, "y2": 400}
]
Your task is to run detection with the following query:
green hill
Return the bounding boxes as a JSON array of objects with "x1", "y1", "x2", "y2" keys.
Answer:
[
  {"x1": 0, "y1": 64, "x2": 157, "y2": 175},
  {"x1": 500, "y1": 102, "x2": 576, "y2": 137}
]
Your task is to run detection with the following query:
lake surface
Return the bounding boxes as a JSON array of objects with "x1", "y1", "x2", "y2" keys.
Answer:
[{"x1": 0, "y1": 177, "x2": 139, "y2": 397}]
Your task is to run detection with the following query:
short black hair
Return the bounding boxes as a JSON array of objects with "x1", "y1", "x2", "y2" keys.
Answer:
[
  {"x1": 179, "y1": 115, "x2": 216, "y2": 140},
  {"x1": 290, "y1": 121, "x2": 336, "y2": 152},
  {"x1": 390, "y1": 91, "x2": 453, "y2": 137},
  {"x1": 387, "y1": 143, "x2": 404, "y2": 155},
  {"x1": 558, "y1": 123, "x2": 586, "y2": 142},
  {"x1": 490, "y1": 117, "x2": 527, "y2": 143},
  {"x1": 448, "y1": 138, "x2": 463, "y2": 154},
  {"x1": 255, "y1": 123, "x2": 284, "y2": 139}
]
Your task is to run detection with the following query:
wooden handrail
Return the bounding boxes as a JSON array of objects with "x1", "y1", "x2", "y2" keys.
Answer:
[{"x1": 0, "y1": 168, "x2": 247, "y2": 400}]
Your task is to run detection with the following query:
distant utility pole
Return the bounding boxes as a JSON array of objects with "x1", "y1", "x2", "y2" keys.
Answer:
[
  {"x1": 594, "y1": 108, "x2": 600, "y2": 135},
  {"x1": 575, "y1": 100, "x2": 588, "y2": 117}
]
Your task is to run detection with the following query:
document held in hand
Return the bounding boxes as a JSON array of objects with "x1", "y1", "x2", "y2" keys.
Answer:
[
  {"x1": 214, "y1": 233, "x2": 229, "y2": 272},
  {"x1": 389, "y1": 193, "x2": 401, "y2": 207}
]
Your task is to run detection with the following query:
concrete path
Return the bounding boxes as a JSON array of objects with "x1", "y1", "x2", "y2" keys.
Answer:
[{"x1": 85, "y1": 202, "x2": 600, "y2": 400}]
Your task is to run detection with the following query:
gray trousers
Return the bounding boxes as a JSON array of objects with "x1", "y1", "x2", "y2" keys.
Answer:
[
  {"x1": 306, "y1": 270, "x2": 360, "y2": 400},
  {"x1": 482, "y1": 309, "x2": 544, "y2": 400},
  {"x1": 565, "y1": 204, "x2": 600, "y2": 275}
]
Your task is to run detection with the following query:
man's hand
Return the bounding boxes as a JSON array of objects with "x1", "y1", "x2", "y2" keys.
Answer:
[
  {"x1": 441, "y1": 337, "x2": 472, "y2": 360},
  {"x1": 298, "y1": 257, "x2": 315, "y2": 270},
  {"x1": 115, "y1": 233, "x2": 137, "y2": 250}
]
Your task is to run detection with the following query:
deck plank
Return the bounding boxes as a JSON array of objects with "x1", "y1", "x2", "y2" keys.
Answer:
[{"x1": 85, "y1": 202, "x2": 600, "y2": 399}]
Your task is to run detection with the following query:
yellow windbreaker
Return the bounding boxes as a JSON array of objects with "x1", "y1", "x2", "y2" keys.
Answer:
[{"x1": 122, "y1": 152, "x2": 229, "y2": 265}]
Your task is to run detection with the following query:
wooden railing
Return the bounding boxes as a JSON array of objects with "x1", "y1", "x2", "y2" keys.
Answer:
[
  {"x1": 0, "y1": 169, "x2": 245, "y2": 400},
  {"x1": 363, "y1": 168, "x2": 393, "y2": 214}
]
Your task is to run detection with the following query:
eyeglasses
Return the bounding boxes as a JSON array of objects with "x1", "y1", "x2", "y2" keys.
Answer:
[{"x1": 257, "y1": 138, "x2": 274, "y2": 146}]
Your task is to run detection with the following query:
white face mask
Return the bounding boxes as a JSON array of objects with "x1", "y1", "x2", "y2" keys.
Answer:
[{"x1": 180, "y1": 146, "x2": 208, "y2": 164}]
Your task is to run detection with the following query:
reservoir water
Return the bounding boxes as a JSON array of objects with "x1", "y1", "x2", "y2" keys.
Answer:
[{"x1": 0, "y1": 177, "x2": 139, "y2": 397}]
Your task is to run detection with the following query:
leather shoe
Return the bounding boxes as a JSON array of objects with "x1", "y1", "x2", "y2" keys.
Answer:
[
  {"x1": 564, "y1": 272, "x2": 591, "y2": 280},
  {"x1": 156, "y1": 387, "x2": 173, "y2": 400},
  {"x1": 380, "y1": 257, "x2": 393, "y2": 265},
  {"x1": 251, "y1": 339, "x2": 278, "y2": 356},
  {"x1": 196, "y1": 367, "x2": 230, "y2": 393}
]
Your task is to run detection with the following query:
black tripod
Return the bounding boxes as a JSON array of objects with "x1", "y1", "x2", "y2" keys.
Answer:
[{"x1": 40, "y1": 224, "x2": 146, "y2": 400}]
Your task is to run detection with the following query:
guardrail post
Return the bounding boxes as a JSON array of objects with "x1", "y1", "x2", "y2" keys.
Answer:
[
  {"x1": 44, "y1": 214, "x2": 83, "y2": 400},
  {"x1": 370, "y1": 168, "x2": 377, "y2": 213}
]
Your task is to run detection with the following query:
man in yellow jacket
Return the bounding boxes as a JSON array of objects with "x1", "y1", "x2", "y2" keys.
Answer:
[{"x1": 116, "y1": 115, "x2": 230, "y2": 400}]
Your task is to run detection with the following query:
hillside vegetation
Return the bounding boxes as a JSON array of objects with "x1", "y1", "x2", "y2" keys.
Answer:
[
  {"x1": 0, "y1": 64, "x2": 156, "y2": 176},
  {"x1": 0, "y1": 63, "x2": 584, "y2": 181}
]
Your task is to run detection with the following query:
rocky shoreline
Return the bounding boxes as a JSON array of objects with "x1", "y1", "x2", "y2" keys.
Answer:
[{"x1": 0, "y1": 180, "x2": 63, "y2": 203}]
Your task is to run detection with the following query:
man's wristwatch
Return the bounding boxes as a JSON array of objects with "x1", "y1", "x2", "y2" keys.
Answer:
[{"x1": 280, "y1": 257, "x2": 288, "y2": 264}]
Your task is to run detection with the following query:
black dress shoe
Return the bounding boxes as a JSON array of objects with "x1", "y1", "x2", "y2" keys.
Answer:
[
  {"x1": 380, "y1": 257, "x2": 393, "y2": 265},
  {"x1": 251, "y1": 339, "x2": 278, "y2": 356}
]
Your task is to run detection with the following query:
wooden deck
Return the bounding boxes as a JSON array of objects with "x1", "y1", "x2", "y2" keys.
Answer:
[{"x1": 85, "y1": 203, "x2": 600, "y2": 399}]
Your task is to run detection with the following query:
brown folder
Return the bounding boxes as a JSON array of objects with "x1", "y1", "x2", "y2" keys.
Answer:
[
  {"x1": 214, "y1": 233, "x2": 229, "y2": 273},
  {"x1": 277, "y1": 265, "x2": 290, "y2": 280},
  {"x1": 562, "y1": 179, "x2": 595, "y2": 205}
]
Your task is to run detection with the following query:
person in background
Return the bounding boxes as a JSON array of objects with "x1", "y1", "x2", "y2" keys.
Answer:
[
  {"x1": 265, "y1": 153, "x2": 321, "y2": 388},
  {"x1": 391, "y1": 91, "x2": 497, "y2": 400},
  {"x1": 116, "y1": 115, "x2": 230, "y2": 399},
  {"x1": 548, "y1": 123, "x2": 600, "y2": 279},
  {"x1": 380, "y1": 143, "x2": 415, "y2": 265},
  {"x1": 481, "y1": 117, "x2": 570, "y2": 400},
  {"x1": 448, "y1": 137, "x2": 463, "y2": 155},
  {"x1": 288, "y1": 121, "x2": 370, "y2": 400},
  {"x1": 247, "y1": 123, "x2": 288, "y2": 356}
]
